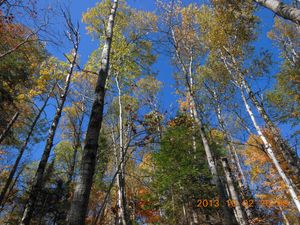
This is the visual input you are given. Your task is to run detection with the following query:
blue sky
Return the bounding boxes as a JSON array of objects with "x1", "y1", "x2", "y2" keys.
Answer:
[
  {"x1": 45, "y1": 0, "x2": 281, "y2": 114},
  {"x1": 26, "y1": 0, "x2": 299, "y2": 161}
]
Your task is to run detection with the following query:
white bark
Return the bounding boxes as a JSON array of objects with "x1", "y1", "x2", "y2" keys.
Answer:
[
  {"x1": 254, "y1": 0, "x2": 300, "y2": 24},
  {"x1": 239, "y1": 86, "x2": 300, "y2": 213},
  {"x1": 115, "y1": 76, "x2": 127, "y2": 225},
  {"x1": 222, "y1": 158, "x2": 249, "y2": 225},
  {"x1": 280, "y1": 206, "x2": 290, "y2": 225},
  {"x1": 214, "y1": 97, "x2": 254, "y2": 221},
  {"x1": 170, "y1": 27, "x2": 237, "y2": 225}
]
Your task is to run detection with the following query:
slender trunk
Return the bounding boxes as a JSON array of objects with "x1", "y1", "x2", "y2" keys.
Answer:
[
  {"x1": 0, "y1": 85, "x2": 55, "y2": 207},
  {"x1": 279, "y1": 206, "x2": 290, "y2": 225},
  {"x1": 241, "y1": 78, "x2": 300, "y2": 182},
  {"x1": 222, "y1": 48, "x2": 300, "y2": 184},
  {"x1": 115, "y1": 76, "x2": 128, "y2": 225},
  {"x1": 191, "y1": 207, "x2": 199, "y2": 225},
  {"x1": 189, "y1": 93, "x2": 237, "y2": 225},
  {"x1": 188, "y1": 57, "x2": 197, "y2": 157},
  {"x1": 221, "y1": 158, "x2": 249, "y2": 225},
  {"x1": 0, "y1": 111, "x2": 19, "y2": 144},
  {"x1": 212, "y1": 91, "x2": 255, "y2": 221},
  {"x1": 182, "y1": 204, "x2": 188, "y2": 225},
  {"x1": 67, "y1": 2, "x2": 118, "y2": 224},
  {"x1": 113, "y1": 97, "x2": 125, "y2": 225},
  {"x1": 0, "y1": 164, "x2": 25, "y2": 211},
  {"x1": 239, "y1": 85, "x2": 300, "y2": 213},
  {"x1": 254, "y1": 0, "x2": 300, "y2": 24},
  {"x1": 67, "y1": 112, "x2": 84, "y2": 188},
  {"x1": 170, "y1": 28, "x2": 236, "y2": 225},
  {"x1": 221, "y1": 49, "x2": 300, "y2": 206},
  {"x1": 94, "y1": 127, "x2": 130, "y2": 225},
  {"x1": 62, "y1": 115, "x2": 84, "y2": 223},
  {"x1": 21, "y1": 43, "x2": 78, "y2": 225}
]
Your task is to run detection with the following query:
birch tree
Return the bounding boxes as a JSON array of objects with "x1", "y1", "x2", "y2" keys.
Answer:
[
  {"x1": 21, "y1": 16, "x2": 80, "y2": 224},
  {"x1": 253, "y1": 0, "x2": 300, "y2": 24},
  {"x1": 67, "y1": 1, "x2": 118, "y2": 224},
  {"x1": 158, "y1": 2, "x2": 238, "y2": 224}
]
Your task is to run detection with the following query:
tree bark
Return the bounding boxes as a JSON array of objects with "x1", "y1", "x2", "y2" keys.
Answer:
[
  {"x1": 240, "y1": 78, "x2": 300, "y2": 183},
  {"x1": 67, "y1": 1, "x2": 118, "y2": 224},
  {"x1": 221, "y1": 47, "x2": 300, "y2": 189},
  {"x1": 0, "y1": 85, "x2": 55, "y2": 207},
  {"x1": 115, "y1": 76, "x2": 129, "y2": 225},
  {"x1": 239, "y1": 85, "x2": 300, "y2": 213},
  {"x1": 254, "y1": 0, "x2": 300, "y2": 24},
  {"x1": 211, "y1": 89, "x2": 256, "y2": 221},
  {"x1": 21, "y1": 37, "x2": 79, "y2": 225},
  {"x1": 221, "y1": 47, "x2": 300, "y2": 185},
  {"x1": 0, "y1": 111, "x2": 19, "y2": 144},
  {"x1": 190, "y1": 95, "x2": 237, "y2": 225},
  {"x1": 221, "y1": 158, "x2": 249, "y2": 225},
  {"x1": 170, "y1": 28, "x2": 237, "y2": 225}
]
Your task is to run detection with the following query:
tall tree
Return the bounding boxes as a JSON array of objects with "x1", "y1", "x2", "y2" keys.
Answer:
[
  {"x1": 67, "y1": 1, "x2": 119, "y2": 224},
  {"x1": 158, "y1": 2, "x2": 238, "y2": 223},
  {"x1": 21, "y1": 16, "x2": 80, "y2": 224}
]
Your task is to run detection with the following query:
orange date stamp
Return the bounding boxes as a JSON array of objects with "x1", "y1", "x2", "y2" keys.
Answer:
[{"x1": 196, "y1": 198, "x2": 289, "y2": 208}]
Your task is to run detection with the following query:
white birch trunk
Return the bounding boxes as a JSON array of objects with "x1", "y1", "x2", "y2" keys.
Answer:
[
  {"x1": 240, "y1": 78, "x2": 300, "y2": 179},
  {"x1": 254, "y1": 0, "x2": 300, "y2": 24},
  {"x1": 21, "y1": 40, "x2": 79, "y2": 225},
  {"x1": 115, "y1": 76, "x2": 127, "y2": 225},
  {"x1": 239, "y1": 86, "x2": 300, "y2": 213},
  {"x1": 222, "y1": 158, "x2": 249, "y2": 225},
  {"x1": 170, "y1": 27, "x2": 237, "y2": 225}
]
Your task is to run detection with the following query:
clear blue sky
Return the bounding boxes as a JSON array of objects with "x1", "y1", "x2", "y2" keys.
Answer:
[
  {"x1": 45, "y1": 0, "x2": 281, "y2": 114},
  {"x1": 28, "y1": 0, "x2": 298, "y2": 161}
]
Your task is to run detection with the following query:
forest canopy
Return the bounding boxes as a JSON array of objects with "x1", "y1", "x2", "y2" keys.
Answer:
[{"x1": 0, "y1": 0, "x2": 299, "y2": 224}]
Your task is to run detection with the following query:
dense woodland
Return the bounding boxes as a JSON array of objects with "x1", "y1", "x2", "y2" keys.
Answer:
[{"x1": 0, "y1": 0, "x2": 299, "y2": 224}]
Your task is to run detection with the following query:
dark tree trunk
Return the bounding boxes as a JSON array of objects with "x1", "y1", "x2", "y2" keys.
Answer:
[
  {"x1": 21, "y1": 36, "x2": 79, "y2": 225},
  {"x1": 67, "y1": 1, "x2": 119, "y2": 224},
  {"x1": 0, "y1": 85, "x2": 55, "y2": 207},
  {"x1": 0, "y1": 111, "x2": 19, "y2": 144}
]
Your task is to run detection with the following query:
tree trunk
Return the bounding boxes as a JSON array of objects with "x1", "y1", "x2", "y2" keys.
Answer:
[
  {"x1": 170, "y1": 28, "x2": 237, "y2": 225},
  {"x1": 21, "y1": 40, "x2": 79, "y2": 225},
  {"x1": 239, "y1": 85, "x2": 300, "y2": 213},
  {"x1": 0, "y1": 111, "x2": 19, "y2": 144},
  {"x1": 254, "y1": 0, "x2": 300, "y2": 24},
  {"x1": 67, "y1": 111, "x2": 84, "y2": 188},
  {"x1": 220, "y1": 49, "x2": 300, "y2": 212},
  {"x1": 212, "y1": 90, "x2": 256, "y2": 221},
  {"x1": 240, "y1": 77, "x2": 300, "y2": 184},
  {"x1": 279, "y1": 206, "x2": 290, "y2": 225},
  {"x1": 222, "y1": 47, "x2": 300, "y2": 185},
  {"x1": 190, "y1": 95, "x2": 237, "y2": 225},
  {"x1": 115, "y1": 76, "x2": 129, "y2": 225},
  {"x1": 67, "y1": 1, "x2": 118, "y2": 224},
  {"x1": 221, "y1": 158, "x2": 249, "y2": 225},
  {"x1": 0, "y1": 85, "x2": 55, "y2": 207}
]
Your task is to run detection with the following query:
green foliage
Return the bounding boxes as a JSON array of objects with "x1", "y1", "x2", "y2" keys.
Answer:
[
  {"x1": 83, "y1": 0, "x2": 157, "y2": 86},
  {"x1": 267, "y1": 63, "x2": 300, "y2": 128},
  {"x1": 267, "y1": 18, "x2": 300, "y2": 133},
  {"x1": 152, "y1": 114, "x2": 218, "y2": 223}
]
